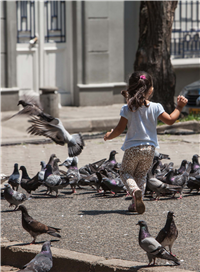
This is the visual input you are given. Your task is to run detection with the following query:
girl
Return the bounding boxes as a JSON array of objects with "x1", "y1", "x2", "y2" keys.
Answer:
[{"x1": 104, "y1": 71, "x2": 188, "y2": 214}]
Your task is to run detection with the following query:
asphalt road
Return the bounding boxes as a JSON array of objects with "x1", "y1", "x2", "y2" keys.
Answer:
[{"x1": 1, "y1": 133, "x2": 200, "y2": 271}]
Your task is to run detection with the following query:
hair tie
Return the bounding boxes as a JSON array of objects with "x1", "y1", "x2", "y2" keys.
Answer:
[{"x1": 140, "y1": 75, "x2": 146, "y2": 79}]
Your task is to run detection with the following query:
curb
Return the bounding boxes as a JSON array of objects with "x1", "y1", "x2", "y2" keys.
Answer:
[
  {"x1": 1, "y1": 240, "x2": 192, "y2": 272},
  {"x1": 157, "y1": 121, "x2": 200, "y2": 134}
]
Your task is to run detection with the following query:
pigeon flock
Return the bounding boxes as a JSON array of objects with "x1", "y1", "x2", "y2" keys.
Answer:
[
  {"x1": 1, "y1": 98, "x2": 200, "y2": 269},
  {"x1": 1, "y1": 148, "x2": 200, "y2": 269}
]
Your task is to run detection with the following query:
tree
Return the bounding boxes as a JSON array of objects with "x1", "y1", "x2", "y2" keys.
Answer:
[{"x1": 134, "y1": 1, "x2": 178, "y2": 113}]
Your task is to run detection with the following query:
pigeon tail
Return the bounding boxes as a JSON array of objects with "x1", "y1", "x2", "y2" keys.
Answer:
[
  {"x1": 151, "y1": 246, "x2": 180, "y2": 265},
  {"x1": 68, "y1": 133, "x2": 85, "y2": 157},
  {"x1": 47, "y1": 231, "x2": 61, "y2": 238}
]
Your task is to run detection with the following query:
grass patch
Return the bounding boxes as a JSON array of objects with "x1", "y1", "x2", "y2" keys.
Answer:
[{"x1": 157, "y1": 113, "x2": 200, "y2": 126}]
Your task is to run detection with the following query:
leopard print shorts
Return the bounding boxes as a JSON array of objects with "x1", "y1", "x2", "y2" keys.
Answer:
[{"x1": 120, "y1": 145, "x2": 155, "y2": 199}]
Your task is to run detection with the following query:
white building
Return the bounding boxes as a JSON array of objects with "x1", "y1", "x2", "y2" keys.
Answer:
[{"x1": 1, "y1": 1, "x2": 199, "y2": 110}]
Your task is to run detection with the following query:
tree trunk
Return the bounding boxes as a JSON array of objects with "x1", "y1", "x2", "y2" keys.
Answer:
[{"x1": 134, "y1": 1, "x2": 178, "y2": 113}]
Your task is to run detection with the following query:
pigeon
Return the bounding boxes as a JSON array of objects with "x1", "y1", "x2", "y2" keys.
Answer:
[
  {"x1": 27, "y1": 114, "x2": 85, "y2": 157},
  {"x1": 47, "y1": 154, "x2": 57, "y2": 168},
  {"x1": 3, "y1": 184, "x2": 31, "y2": 210},
  {"x1": 19, "y1": 165, "x2": 31, "y2": 187},
  {"x1": 17, "y1": 205, "x2": 61, "y2": 244},
  {"x1": 64, "y1": 157, "x2": 80, "y2": 193},
  {"x1": 187, "y1": 176, "x2": 200, "y2": 193},
  {"x1": 154, "y1": 150, "x2": 170, "y2": 161},
  {"x1": 174, "y1": 159, "x2": 188, "y2": 175},
  {"x1": 38, "y1": 161, "x2": 47, "y2": 182},
  {"x1": 101, "y1": 150, "x2": 119, "y2": 171},
  {"x1": 79, "y1": 158, "x2": 107, "y2": 175},
  {"x1": 8, "y1": 163, "x2": 20, "y2": 191},
  {"x1": 165, "y1": 162, "x2": 192, "y2": 199},
  {"x1": 147, "y1": 177, "x2": 182, "y2": 200},
  {"x1": 99, "y1": 171, "x2": 126, "y2": 195},
  {"x1": 43, "y1": 164, "x2": 69, "y2": 196},
  {"x1": 52, "y1": 158, "x2": 61, "y2": 175},
  {"x1": 137, "y1": 220, "x2": 180, "y2": 266},
  {"x1": 156, "y1": 211, "x2": 178, "y2": 255},
  {"x1": 191, "y1": 154, "x2": 200, "y2": 173},
  {"x1": 17, "y1": 241, "x2": 53, "y2": 272}
]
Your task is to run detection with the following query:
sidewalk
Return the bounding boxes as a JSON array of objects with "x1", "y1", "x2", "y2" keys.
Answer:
[
  {"x1": 1, "y1": 105, "x2": 199, "y2": 272},
  {"x1": 1, "y1": 104, "x2": 200, "y2": 146}
]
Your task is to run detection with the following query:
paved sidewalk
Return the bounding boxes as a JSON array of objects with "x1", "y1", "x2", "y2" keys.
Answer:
[{"x1": 1, "y1": 105, "x2": 200, "y2": 272}]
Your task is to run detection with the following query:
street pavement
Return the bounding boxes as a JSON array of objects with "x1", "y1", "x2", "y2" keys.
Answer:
[{"x1": 1, "y1": 105, "x2": 200, "y2": 271}]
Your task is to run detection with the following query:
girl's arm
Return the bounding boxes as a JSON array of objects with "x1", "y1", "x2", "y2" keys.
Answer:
[
  {"x1": 104, "y1": 116, "x2": 128, "y2": 141},
  {"x1": 158, "y1": 95, "x2": 188, "y2": 125}
]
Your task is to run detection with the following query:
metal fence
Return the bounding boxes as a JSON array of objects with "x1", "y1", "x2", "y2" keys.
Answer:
[{"x1": 171, "y1": 1, "x2": 200, "y2": 58}]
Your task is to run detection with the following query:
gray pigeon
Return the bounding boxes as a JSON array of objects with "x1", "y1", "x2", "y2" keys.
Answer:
[
  {"x1": 137, "y1": 220, "x2": 180, "y2": 266},
  {"x1": 156, "y1": 211, "x2": 178, "y2": 255},
  {"x1": 3, "y1": 184, "x2": 31, "y2": 210},
  {"x1": 8, "y1": 163, "x2": 20, "y2": 191},
  {"x1": 147, "y1": 177, "x2": 182, "y2": 200},
  {"x1": 27, "y1": 115, "x2": 85, "y2": 157},
  {"x1": 38, "y1": 161, "x2": 47, "y2": 182},
  {"x1": 17, "y1": 241, "x2": 53, "y2": 272},
  {"x1": 43, "y1": 164, "x2": 69, "y2": 196},
  {"x1": 167, "y1": 162, "x2": 192, "y2": 199}
]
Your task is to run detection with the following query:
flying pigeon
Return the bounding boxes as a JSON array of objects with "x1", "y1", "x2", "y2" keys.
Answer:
[
  {"x1": 137, "y1": 220, "x2": 180, "y2": 266},
  {"x1": 27, "y1": 114, "x2": 85, "y2": 157},
  {"x1": 3, "y1": 184, "x2": 31, "y2": 210},
  {"x1": 17, "y1": 241, "x2": 53, "y2": 272},
  {"x1": 17, "y1": 205, "x2": 61, "y2": 244},
  {"x1": 156, "y1": 211, "x2": 178, "y2": 255},
  {"x1": 8, "y1": 163, "x2": 20, "y2": 191}
]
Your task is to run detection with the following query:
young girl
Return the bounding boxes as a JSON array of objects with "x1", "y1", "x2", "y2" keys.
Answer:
[{"x1": 104, "y1": 71, "x2": 188, "y2": 214}]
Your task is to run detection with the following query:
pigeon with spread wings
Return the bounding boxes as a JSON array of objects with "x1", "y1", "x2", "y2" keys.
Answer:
[{"x1": 27, "y1": 116, "x2": 84, "y2": 157}]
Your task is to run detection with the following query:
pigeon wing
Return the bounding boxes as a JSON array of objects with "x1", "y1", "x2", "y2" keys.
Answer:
[{"x1": 27, "y1": 117, "x2": 66, "y2": 145}]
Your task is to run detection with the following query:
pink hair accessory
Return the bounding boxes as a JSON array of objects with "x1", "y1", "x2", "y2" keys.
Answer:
[{"x1": 140, "y1": 75, "x2": 146, "y2": 79}]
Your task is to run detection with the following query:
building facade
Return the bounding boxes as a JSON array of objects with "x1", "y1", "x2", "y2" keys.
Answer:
[{"x1": 1, "y1": 1, "x2": 199, "y2": 110}]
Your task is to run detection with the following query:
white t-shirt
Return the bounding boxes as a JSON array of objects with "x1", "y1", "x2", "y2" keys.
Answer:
[{"x1": 120, "y1": 102, "x2": 165, "y2": 151}]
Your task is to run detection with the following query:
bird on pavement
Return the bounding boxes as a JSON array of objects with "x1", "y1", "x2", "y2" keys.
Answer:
[
  {"x1": 187, "y1": 175, "x2": 200, "y2": 193},
  {"x1": 174, "y1": 159, "x2": 188, "y2": 175},
  {"x1": 137, "y1": 220, "x2": 180, "y2": 266},
  {"x1": 3, "y1": 184, "x2": 31, "y2": 210},
  {"x1": 191, "y1": 154, "x2": 200, "y2": 173},
  {"x1": 147, "y1": 177, "x2": 182, "y2": 200},
  {"x1": 8, "y1": 163, "x2": 20, "y2": 191},
  {"x1": 17, "y1": 205, "x2": 61, "y2": 244},
  {"x1": 165, "y1": 162, "x2": 192, "y2": 199},
  {"x1": 156, "y1": 211, "x2": 178, "y2": 256},
  {"x1": 43, "y1": 164, "x2": 69, "y2": 196},
  {"x1": 17, "y1": 241, "x2": 53, "y2": 272}
]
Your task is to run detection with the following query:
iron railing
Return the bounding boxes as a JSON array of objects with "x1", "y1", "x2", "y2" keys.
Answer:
[
  {"x1": 16, "y1": 1, "x2": 66, "y2": 43},
  {"x1": 16, "y1": 1, "x2": 35, "y2": 43},
  {"x1": 44, "y1": 1, "x2": 66, "y2": 43},
  {"x1": 171, "y1": 1, "x2": 200, "y2": 58}
]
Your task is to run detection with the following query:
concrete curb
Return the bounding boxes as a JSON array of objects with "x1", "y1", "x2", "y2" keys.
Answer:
[
  {"x1": 157, "y1": 121, "x2": 200, "y2": 134},
  {"x1": 1, "y1": 240, "x2": 193, "y2": 272}
]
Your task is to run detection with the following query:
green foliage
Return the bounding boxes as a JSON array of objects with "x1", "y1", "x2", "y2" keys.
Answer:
[{"x1": 157, "y1": 113, "x2": 200, "y2": 126}]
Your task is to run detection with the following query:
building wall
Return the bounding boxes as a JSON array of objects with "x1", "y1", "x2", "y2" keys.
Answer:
[{"x1": 1, "y1": 1, "x2": 6, "y2": 87}]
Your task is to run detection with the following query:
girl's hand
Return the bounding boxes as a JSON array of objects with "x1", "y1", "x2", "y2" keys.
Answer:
[
  {"x1": 177, "y1": 95, "x2": 188, "y2": 109},
  {"x1": 104, "y1": 129, "x2": 113, "y2": 141}
]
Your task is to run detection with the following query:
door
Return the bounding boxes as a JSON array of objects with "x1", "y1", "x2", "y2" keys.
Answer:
[{"x1": 16, "y1": 1, "x2": 73, "y2": 105}]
